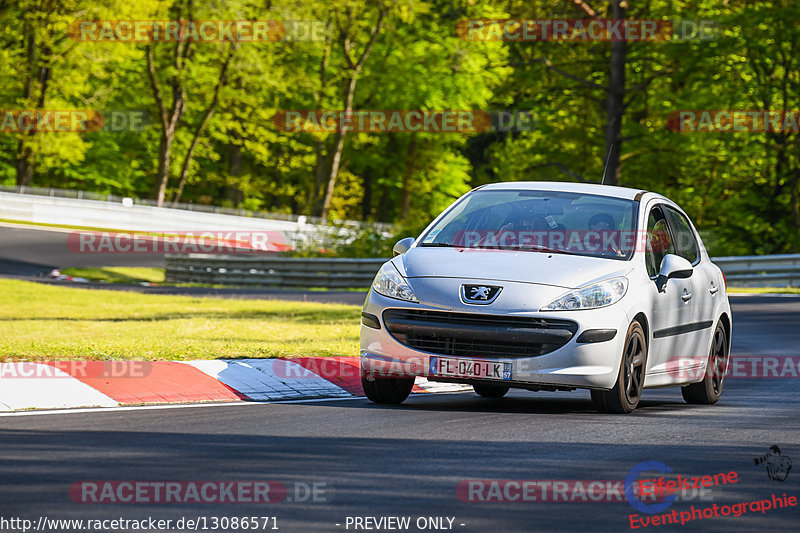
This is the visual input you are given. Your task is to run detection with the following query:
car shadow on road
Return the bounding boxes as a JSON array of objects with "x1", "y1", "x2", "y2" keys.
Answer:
[{"x1": 301, "y1": 389, "x2": 731, "y2": 417}]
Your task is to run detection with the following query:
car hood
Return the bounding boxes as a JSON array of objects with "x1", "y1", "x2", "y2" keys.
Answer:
[{"x1": 397, "y1": 247, "x2": 633, "y2": 289}]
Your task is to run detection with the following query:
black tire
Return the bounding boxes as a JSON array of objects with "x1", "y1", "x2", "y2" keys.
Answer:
[
  {"x1": 591, "y1": 320, "x2": 647, "y2": 414},
  {"x1": 361, "y1": 373, "x2": 415, "y2": 404},
  {"x1": 473, "y1": 384, "x2": 510, "y2": 398},
  {"x1": 682, "y1": 321, "x2": 728, "y2": 404}
]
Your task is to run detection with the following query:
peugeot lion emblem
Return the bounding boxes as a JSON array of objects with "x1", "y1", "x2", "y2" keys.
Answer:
[{"x1": 461, "y1": 284, "x2": 502, "y2": 304}]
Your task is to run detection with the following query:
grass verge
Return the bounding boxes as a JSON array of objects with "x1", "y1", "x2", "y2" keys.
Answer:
[
  {"x1": 0, "y1": 279, "x2": 359, "y2": 360},
  {"x1": 0, "y1": 218, "x2": 133, "y2": 233},
  {"x1": 61, "y1": 267, "x2": 165, "y2": 284},
  {"x1": 727, "y1": 287, "x2": 800, "y2": 294}
]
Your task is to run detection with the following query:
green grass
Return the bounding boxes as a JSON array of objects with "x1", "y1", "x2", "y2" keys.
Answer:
[
  {"x1": 61, "y1": 266, "x2": 165, "y2": 284},
  {"x1": 0, "y1": 279, "x2": 360, "y2": 360},
  {"x1": 0, "y1": 218, "x2": 194, "y2": 238},
  {"x1": 727, "y1": 286, "x2": 800, "y2": 294},
  {"x1": 59, "y1": 266, "x2": 370, "y2": 291},
  {"x1": 0, "y1": 218, "x2": 133, "y2": 233}
]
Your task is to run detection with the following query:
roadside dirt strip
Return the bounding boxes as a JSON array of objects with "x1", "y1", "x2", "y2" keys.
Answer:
[{"x1": 0, "y1": 357, "x2": 469, "y2": 411}]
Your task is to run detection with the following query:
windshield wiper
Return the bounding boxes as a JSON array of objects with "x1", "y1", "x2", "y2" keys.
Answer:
[
  {"x1": 513, "y1": 244, "x2": 569, "y2": 255},
  {"x1": 419, "y1": 242, "x2": 456, "y2": 247}
]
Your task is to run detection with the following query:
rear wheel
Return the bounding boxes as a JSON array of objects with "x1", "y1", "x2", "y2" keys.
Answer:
[
  {"x1": 591, "y1": 320, "x2": 647, "y2": 414},
  {"x1": 361, "y1": 373, "x2": 414, "y2": 404},
  {"x1": 682, "y1": 322, "x2": 728, "y2": 404},
  {"x1": 473, "y1": 384, "x2": 509, "y2": 398}
]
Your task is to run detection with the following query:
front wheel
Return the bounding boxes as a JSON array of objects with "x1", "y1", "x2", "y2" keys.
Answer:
[
  {"x1": 591, "y1": 320, "x2": 647, "y2": 414},
  {"x1": 682, "y1": 321, "x2": 728, "y2": 404},
  {"x1": 362, "y1": 373, "x2": 414, "y2": 404}
]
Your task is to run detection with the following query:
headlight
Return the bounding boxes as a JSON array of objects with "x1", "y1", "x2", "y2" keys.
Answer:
[
  {"x1": 540, "y1": 277, "x2": 628, "y2": 311},
  {"x1": 372, "y1": 263, "x2": 418, "y2": 302}
]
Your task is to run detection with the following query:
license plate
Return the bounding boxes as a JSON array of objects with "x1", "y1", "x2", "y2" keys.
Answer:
[{"x1": 429, "y1": 356, "x2": 512, "y2": 381}]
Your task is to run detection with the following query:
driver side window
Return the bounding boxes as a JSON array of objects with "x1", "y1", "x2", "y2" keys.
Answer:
[
  {"x1": 664, "y1": 207, "x2": 700, "y2": 265},
  {"x1": 645, "y1": 206, "x2": 675, "y2": 278}
]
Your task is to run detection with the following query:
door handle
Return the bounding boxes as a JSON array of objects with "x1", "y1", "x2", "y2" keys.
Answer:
[
  {"x1": 681, "y1": 290, "x2": 693, "y2": 302},
  {"x1": 709, "y1": 283, "x2": 719, "y2": 295}
]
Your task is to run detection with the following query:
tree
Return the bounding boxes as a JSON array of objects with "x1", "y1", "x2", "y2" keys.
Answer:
[
  {"x1": 315, "y1": 1, "x2": 385, "y2": 220},
  {"x1": 145, "y1": 0, "x2": 239, "y2": 206},
  {"x1": 0, "y1": 0, "x2": 142, "y2": 186}
]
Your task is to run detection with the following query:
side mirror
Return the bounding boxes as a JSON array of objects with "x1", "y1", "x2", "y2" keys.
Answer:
[
  {"x1": 392, "y1": 237, "x2": 415, "y2": 256},
  {"x1": 655, "y1": 254, "x2": 693, "y2": 293}
]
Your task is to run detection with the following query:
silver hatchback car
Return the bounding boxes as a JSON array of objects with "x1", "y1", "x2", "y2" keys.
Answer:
[{"x1": 360, "y1": 182, "x2": 731, "y2": 413}]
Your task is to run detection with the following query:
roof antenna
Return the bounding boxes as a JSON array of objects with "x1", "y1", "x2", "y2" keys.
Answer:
[{"x1": 601, "y1": 143, "x2": 614, "y2": 185}]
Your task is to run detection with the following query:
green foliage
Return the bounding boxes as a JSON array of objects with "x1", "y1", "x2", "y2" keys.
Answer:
[{"x1": 0, "y1": 0, "x2": 798, "y2": 255}]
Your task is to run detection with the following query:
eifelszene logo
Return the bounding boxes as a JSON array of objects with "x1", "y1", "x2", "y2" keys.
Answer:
[{"x1": 625, "y1": 461, "x2": 677, "y2": 514}]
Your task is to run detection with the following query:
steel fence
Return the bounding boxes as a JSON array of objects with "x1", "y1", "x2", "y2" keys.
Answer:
[
  {"x1": 165, "y1": 253, "x2": 800, "y2": 289},
  {"x1": 165, "y1": 255, "x2": 386, "y2": 288}
]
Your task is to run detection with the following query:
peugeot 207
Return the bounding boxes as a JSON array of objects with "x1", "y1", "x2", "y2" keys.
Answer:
[{"x1": 360, "y1": 182, "x2": 731, "y2": 413}]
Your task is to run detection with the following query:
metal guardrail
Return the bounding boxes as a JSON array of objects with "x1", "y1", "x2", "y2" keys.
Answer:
[
  {"x1": 165, "y1": 255, "x2": 386, "y2": 289},
  {"x1": 0, "y1": 185, "x2": 308, "y2": 225},
  {"x1": 0, "y1": 185, "x2": 393, "y2": 232},
  {"x1": 165, "y1": 253, "x2": 800, "y2": 289},
  {"x1": 713, "y1": 254, "x2": 800, "y2": 288}
]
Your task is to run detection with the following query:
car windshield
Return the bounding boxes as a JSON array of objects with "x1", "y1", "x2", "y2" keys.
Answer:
[{"x1": 419, "y1": 189, "x2": 638, "y2": 260}]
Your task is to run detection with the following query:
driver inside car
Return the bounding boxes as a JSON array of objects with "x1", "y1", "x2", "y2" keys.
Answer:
[{"x1": 588, "y1": 213, "x2": 624, "y2": 256}]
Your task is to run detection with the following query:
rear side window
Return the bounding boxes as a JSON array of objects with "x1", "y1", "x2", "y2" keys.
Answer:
[{"x1": 664, "y1": 207, "x2": 700, "y2": 265}]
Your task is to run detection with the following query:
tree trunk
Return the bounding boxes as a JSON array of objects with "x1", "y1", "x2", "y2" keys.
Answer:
[
  {"x1": 400, "y1": 138, "x2": 418, "y2": 218},
  {"x1": 224, "y1": 142, "x2": 244, "y2": 205},
  {"x1": 320, "y1": 75, "x2": 358, "y2": 220},
  {"x1": 155, "y1": 134, "x2": 174, "y2": 206},
  {"x1": 318, "y1": 8, "x2": 384, "y2": 221},
  {"x1": 361, "y1": 167, "x2": 373, "y2": 220},
  {"x1": 172, "y1": 44, "x2": 236, "y2": 206},
  {"x1": 15, "y1": 147, "x2": 34, "y2": 187},
  {"x1": 15, "y1": 24, "x2": 49, "y2": 187},
  {"x1": 603, "y1": 0, "x2": 627, "y2": 186},
  {"x1": 308, "y1": 17, "x2": 333, "y2": 214},
  {"x1": 791, "y1": 169, "x2": 800, "y2": 229},
  {"x1": 377, "y1": 180, "x2": 391, "y2": 221},
  {"x1": 791, "y1": 168, "x2": 800, "y2": 229},
  {"x1": 311, "y1": 140, "x2": 328, "y2": 214},
  {"x1": 147, "y1": 41, "x2": 187, "y2": 207}
]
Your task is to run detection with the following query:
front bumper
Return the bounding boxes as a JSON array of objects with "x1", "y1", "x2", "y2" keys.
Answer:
[{"x1": 360, "y1": 281, "x2": 631, "y2": 391}]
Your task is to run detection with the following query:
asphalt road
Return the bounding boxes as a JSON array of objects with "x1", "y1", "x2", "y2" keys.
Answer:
[
  {"x1": 0, "y1": 224, "x2": 166, "y2": 274},
  {"x1": 0, "y1": 224, "x2": 369, "y2": 305},
  {"x1": 1, "y1": 300, "x2": 798, "y2": 533}
]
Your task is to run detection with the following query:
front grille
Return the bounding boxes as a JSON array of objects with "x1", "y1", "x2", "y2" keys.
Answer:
[{"x1": 382, "y1": 309, "x2": 577, "y2": 358}]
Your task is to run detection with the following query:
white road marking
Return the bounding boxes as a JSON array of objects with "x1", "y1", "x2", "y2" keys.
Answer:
[
  {"x1": 0, "y1": 391, "x2": 475, "y2": 417},
  {"x1": 0, "y1": 363, "x2": 118, "y2": 411}
]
